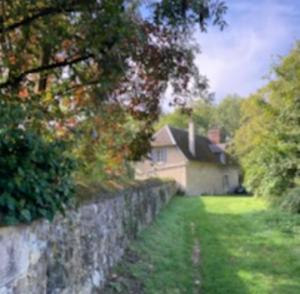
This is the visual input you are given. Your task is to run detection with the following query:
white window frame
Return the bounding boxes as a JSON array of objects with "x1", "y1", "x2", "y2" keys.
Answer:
[{"x1": 151, "y1": 148, "x2": 167, "y2": 163}]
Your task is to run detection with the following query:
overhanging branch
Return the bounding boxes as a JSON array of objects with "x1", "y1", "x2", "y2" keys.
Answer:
[
  {"x1": 1, "y1": 1, "x2": 83, "y2": 34},
  {"x1": 0, "y1": 54, "x2": 94, "y2": 89}
]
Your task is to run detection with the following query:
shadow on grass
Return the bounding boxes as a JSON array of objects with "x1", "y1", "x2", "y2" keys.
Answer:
[{"x1": 196, "y1": 198, "x2": 250, "y2": 294}]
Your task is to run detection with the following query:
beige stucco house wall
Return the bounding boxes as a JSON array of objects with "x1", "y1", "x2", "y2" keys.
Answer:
[
  {"x1": 185, "y1": 161, "x2": 239, "y2": 195},
  {"x1": 135, "y1": 125, "x2": 240, "y2": 196},
  {"x1": 135, "y1": 146, "x2": 187, "y2": 190}
]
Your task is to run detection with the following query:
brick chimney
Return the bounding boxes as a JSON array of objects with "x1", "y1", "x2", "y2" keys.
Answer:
[
  {"x1": 188, "y1": 120, "x2": 196, "y2": 156},
  {"x1": 208, "y1": 128, "x2": 221, "y2": 144}
]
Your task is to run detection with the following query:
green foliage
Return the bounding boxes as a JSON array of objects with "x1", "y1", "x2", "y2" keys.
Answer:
[
  {"x1": 0, "y1": 102, "x2": 75, "y2": 225},
  {"x1": 213, "y1": 94, "x2": 242, "y2": 138},
  {"x1": 0, "y1": 0, "x2": 227, "y2": 223},
  {"x1": 156, "y1": 95, "x2": 242, "y2": 139},
  {"x1": 280, "y1": 187, "x2": 300, "y2": 214},
  {"x1": 233, "y1": 43, "x2": 300, "y2": 205},
  {"x1": 155, "y1": 108, "x2": 190, "y2": 130},
  {"x1": 73, "y1": 104, "x2": 139, "y2": 185},
  {"x1": 156, "y1": 100, "x2": 215, "y2": 134},
  {"x1": 0, "y1": 0, "x2": 227, "y2": 162}
]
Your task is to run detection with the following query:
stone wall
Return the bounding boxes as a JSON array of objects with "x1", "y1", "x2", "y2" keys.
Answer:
[{"x1": 0, "y1": 180, "x2": 175, "y2": 294}]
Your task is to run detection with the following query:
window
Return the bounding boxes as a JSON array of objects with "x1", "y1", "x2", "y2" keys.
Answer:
[{"x1": 151, "y1": 148, "x2": 167, "y2": 163}]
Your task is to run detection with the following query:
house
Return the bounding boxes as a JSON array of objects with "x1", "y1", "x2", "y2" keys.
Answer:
[{"x1": 135, "y1": 122, "x2": 240, "y2": 196}]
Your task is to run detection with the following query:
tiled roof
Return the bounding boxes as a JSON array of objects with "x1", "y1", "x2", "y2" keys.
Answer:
[{"x1": 168, "y1": 126, "x2": 221, "y2": 164}]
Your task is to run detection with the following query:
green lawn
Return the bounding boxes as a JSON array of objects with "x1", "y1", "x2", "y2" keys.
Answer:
[{"x1": 106, "y1": 196, "x2": 300, "y2": 294}]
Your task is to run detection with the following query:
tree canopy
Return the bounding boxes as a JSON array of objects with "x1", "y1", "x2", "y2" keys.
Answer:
[
  {"x1": 233, "y1": 43, "x2": 300, "y2": 211},
  {"x1": 156, "y1": 94, "x2": 242, "y2": 140},
  {"x1": 0, "y1": 0, "x2": 227, "y2": 223},
  {"x1": 214, "y1": 94, "x2": 241, "y2": 139},
  {"x1": 0, "y1": 0, "x2": 227, "y2": 154}
]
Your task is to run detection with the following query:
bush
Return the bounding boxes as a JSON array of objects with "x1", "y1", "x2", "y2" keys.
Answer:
[
  {"x1": 0, "y1": 127, "x2": 75, "y2": 225},
  {"x1": 280, "y1": 187, "x2": 300, "y2": 214}
]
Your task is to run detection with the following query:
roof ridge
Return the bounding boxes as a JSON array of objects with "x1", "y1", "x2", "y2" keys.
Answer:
[{"x1": 168, "y1": 125, "x2": 210, "y2": 142}]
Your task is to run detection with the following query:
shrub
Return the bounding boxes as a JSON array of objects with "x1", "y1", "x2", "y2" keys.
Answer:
[
  {"x1": 280, "y1": 187, "x2": 300, "y2": 214},
  {"x1": 0, "y1": 102, "x2": 75, "y2": 225}
]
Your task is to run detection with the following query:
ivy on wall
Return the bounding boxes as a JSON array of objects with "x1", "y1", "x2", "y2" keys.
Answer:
[{"x1": 0, "y1": 102, "x2": 75, "y2": 225}]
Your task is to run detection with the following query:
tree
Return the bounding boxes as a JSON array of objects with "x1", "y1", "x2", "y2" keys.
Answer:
[
  {"x1": 74, "y1": 103, "x2": 137, "y2": 183},
  {"x1": 0, "y1": 0, "x2": 228, "y2": 222},
  {"x1": 155, "y1": 108, "x2": 190, "y2": 130},
  {"x1": 213, "y1": 94, "x2": 242, "y2": 139},
  {"x1": 156, "y1": 99, "x2": 215, "y2": 135},
  {"x1": 193, "y1": 99, "x2": 216, "y2": 134},
  {"x1": 155, "y1": 95, "x2": 242, "y2": 140},
  {"x1": 0, "y1": 0, "x2": 227, "y2": 156},
  {"x1": 233, "y1": 43, "x2": 300, "y2": 210}
]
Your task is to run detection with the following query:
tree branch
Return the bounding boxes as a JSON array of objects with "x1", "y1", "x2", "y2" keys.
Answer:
[
  {"x1": 1, "y1": 1, "x2": 83, "y2": 34},
  {"x1": 0, "y1": 54, "x2": 94, "y2": 89}
]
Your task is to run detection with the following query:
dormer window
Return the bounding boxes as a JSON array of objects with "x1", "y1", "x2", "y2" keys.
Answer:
[
  {"x1": 220, "y1": 152, "x2": 226, "y2": 164},
  {"x1": 151, "y1": 148, "x2": 167, "y2": 163}
]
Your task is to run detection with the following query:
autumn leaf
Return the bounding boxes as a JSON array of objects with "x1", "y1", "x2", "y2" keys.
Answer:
[{"x1": 18, "y1": 88, "x2": 29, "y2": 99}]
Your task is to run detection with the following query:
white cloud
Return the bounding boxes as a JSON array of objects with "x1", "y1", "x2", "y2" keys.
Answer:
[{"x1": 194, "y1": 0, "x2": 300, "y2": 102}]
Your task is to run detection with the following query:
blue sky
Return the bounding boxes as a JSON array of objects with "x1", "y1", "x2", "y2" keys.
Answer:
[{"x1": 195, "y1": 0, "x2": 300, "y2": 102}]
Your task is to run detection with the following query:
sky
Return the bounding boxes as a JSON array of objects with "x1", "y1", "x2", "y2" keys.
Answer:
[{"x1": 195, "y1": 0, "x2": 300, "y2": 103}]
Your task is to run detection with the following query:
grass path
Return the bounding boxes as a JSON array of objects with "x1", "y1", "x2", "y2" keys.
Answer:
[{"x1": 104, "y1": 196, "x2": 300, "y2": 294}]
